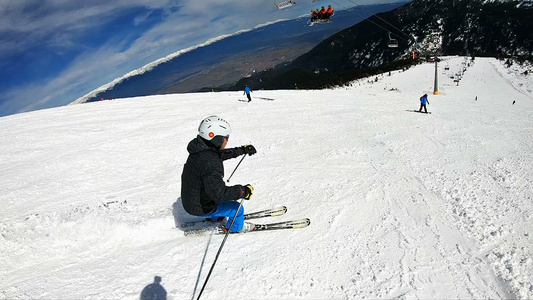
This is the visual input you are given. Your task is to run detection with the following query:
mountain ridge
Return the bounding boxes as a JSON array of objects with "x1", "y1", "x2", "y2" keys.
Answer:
[{"x1": 229, "y1": 0, "x2": 532, "y2": 91}]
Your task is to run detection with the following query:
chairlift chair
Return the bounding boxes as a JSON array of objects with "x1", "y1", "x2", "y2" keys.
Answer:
[
  {"x1": 388, "y1": 33, "x2": 398, "y2": 48},
  {"x1": 275, "y1": 0, "x2": 296, "y2": 9},
  {"x1": 308, "y1": 6, "x2": 334, "y2": 26},
  {"x1": 309, "y1": 18, "x2": 331, "y2": 26},
  {"x1": 388, "y1": 39, "x2": 399, "y2": 48}
]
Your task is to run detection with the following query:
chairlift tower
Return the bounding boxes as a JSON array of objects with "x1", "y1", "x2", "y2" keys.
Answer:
[{"x1": 433, "y1": 58, "x2": 439, "y2": 95}]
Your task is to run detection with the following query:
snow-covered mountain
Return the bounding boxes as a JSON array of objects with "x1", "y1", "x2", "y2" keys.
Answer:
[
  {"x1": 1, "y1": 57, "x2": 532, "y2": 299},
  {"x1": 239, "y1": 0, "x2": 532, "y2": 90}
]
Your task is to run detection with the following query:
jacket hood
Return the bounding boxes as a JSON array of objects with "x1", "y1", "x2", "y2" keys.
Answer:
[{"x1": 187, "y1": 136, "x2": 218, "y2": 154}]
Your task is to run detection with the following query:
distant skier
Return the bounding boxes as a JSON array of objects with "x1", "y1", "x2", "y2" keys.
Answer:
[
  {"x1": 180, "y1": 116, "x2": 257, "y2": 233},
  {"x1": 513, "y1": 100, "x2": 516, "y2": 105},
  {"x1": 419, "y1": 94, "x2": 430, "y2": 113},
  {"x1": 244, "y1": 85, "x2": 252, "y2": 102}
]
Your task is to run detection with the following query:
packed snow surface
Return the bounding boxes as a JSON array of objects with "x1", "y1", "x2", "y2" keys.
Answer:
[{"x1": 1, "y1": 57, "x2": 532, "y2": 299}]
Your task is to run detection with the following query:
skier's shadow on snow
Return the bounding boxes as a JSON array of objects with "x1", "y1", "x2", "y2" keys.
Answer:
[
  {"x1": 405, "y1": 109, "x2": 431, "y2": 114},
  {"x1": 172, "y1": 197, "x2": 205, "y2": 229},
  {"x1": 140, "y1": 276, "x2": 167, "y2": 300}
]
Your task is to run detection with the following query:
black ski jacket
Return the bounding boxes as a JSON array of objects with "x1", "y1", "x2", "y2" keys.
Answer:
[{"x1": 181, "y1": 136, "x2": 246, "y2": 216}]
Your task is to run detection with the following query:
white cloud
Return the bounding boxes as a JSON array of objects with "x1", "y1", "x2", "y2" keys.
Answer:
[
  {"x1": 0, "y1": 0, "x2": 178, "y2": 54},
  {"x1": 1, "y1": 43, "x2": 127, "y2": 114}
]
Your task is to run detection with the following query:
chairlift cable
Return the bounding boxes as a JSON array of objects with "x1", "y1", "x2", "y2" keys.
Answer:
[
  {"x1": 346, "y1": 0, "x2": 411, "y2": 40},
  {"x1": 326, "y1": 0, "x2": 440, "y2": 56},
  {"x1": 330, "y1": 0, "x2": 409, "y2": 43}
]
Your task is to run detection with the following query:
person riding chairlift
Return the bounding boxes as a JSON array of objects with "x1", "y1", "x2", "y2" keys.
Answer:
[
  {"x1": 325, "y1": 5, "x2": 334, "y2": 18},
  {"x1": 310, "y1": 9, "x2": 319, "y2": 21},
  {"x1": 318, "y1": 6, "x2": 327, "y2": 19}
]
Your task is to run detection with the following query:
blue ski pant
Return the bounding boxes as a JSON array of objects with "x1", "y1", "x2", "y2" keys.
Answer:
[{"x1": 204, "y1": 201, "x2": 244, "y2": 232}]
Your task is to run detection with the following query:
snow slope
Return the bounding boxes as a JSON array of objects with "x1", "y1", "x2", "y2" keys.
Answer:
[{"x1": 1, "y1": 57, "x2": 532, "y2": 299}]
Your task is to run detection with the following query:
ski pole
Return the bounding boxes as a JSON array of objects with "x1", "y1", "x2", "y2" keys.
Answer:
[
  {"x1": 191, "y1": 233, "x2": 213, "y2": 300},
  {"x1": 196, "y1": 199, "x2": 244, "y2": 300},
  {"x1": 226, "y1": 154, "x2": 246, "y2": 183}
]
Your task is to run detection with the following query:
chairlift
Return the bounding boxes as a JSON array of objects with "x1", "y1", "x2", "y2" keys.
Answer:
[
  {"x1": 308, "y1": 17, "x2": 332, "y2": 26},
  {"x1": 388, "y1": 32, "x2": 398, "y2": 48},
  {"x1": 275, "y1": 0, "x2": 296, "y2": 9},
  {"x1": 307, "y1": 6, "x2": 334, "y2": 26}
]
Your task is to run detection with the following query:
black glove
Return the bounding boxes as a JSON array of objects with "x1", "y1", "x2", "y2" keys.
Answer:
[
  {"x1": 242, "y1": 145, "x2": 257, "y2": 156},
  {"x1": 242, "y1": 184, "x2": 254, "y2": 200}
]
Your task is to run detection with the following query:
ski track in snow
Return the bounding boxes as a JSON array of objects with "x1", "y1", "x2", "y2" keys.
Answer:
[{"x1": 1, "y1": 57, "x2": 532, "y2": 299}]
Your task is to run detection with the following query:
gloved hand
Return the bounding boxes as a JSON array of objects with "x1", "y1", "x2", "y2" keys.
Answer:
[
  {"x1": 242, "y1": 184, "x2": 254, "y2": 200},
  {"x1": 242, "y1": 145, "x2": 257, "y2": 156}
]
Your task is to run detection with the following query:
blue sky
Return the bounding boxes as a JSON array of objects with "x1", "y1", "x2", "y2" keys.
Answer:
[{"x1": 0, "y1": 0, "x2": 405, "y2": 117}]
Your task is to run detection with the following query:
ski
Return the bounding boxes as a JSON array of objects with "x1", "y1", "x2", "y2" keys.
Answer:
[
  {"x1": 244, "y1": 206, "x2": 287, "y2": 220},
  {"x1": 184, "y1": 218, "x2": 310, "y2": 237},
  {"x1": 406, "y1": 110, "x2": 431, "y2": 114},
  {"x1": 177, "y1": 218, "x2": 223, "y2": 229},
  {"x1": 177, "y1": 206, "x2": 287, "y2": 229},
  {"x1": 252, "y1": 218, "x2": 311, "y2": 232},
  {"x1": 412, "y1": 110, "x2": 432, "y2": 114},
  {"x1": 256, "y1": 97, "x2": 275, "y2": 101}
]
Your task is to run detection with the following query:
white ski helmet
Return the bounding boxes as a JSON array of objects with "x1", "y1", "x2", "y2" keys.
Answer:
[{"x1": 198, "y1": 116, "x2": 232, "y2": 148}]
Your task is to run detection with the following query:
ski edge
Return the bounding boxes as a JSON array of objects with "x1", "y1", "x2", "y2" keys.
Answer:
[
  {"x1": 255, "y1": 218, "x2": 311, "y2": 231},
  {"x1": 244, "y1": 206, "x2": 287, "y2": 220}
]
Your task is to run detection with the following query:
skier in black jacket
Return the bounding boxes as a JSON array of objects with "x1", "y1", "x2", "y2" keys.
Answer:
[{"x1": 181, "y1": 116, "x2": 257, "y2": 232}]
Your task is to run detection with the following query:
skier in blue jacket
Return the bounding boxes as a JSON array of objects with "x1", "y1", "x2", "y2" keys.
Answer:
[
  {"x1": 419, "y1": 94, "x2": 429, "y2": 113},
  {"x1": 244, "y1": 85, "x2": 252, "y2": 102}
]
